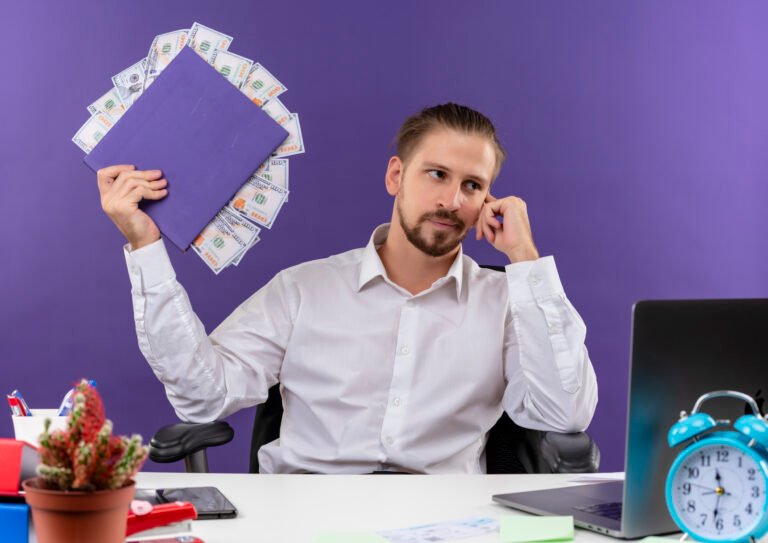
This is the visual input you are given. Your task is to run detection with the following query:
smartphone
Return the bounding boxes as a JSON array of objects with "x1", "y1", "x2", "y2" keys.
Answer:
[{"x1": 155, "y1": 486, "x2": 238, "y2": 519}]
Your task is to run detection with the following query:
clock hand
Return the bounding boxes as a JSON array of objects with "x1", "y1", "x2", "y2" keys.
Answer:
[
  {"x1": 713, "y1": 493, "x2": 721, "y2": 525},
  {"x1": 689, "y1": 483, "x2": 717, "y2": 492}
]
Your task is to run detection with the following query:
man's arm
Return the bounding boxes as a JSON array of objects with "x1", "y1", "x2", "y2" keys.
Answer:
[
  {"x1": 500, "y1": 257, "x2": 598, "y2": 432},
  {"x1": 476, "y1": 193, "x2": 598, "y2": 432},
  {"x1": 99, "y1": 165, "x2": 291, "y2": 422}
]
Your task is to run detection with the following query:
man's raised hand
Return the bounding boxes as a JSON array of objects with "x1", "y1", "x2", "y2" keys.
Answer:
[
  {"x1": 475, "y1": 193, "x2": 540, "y2": 263},
  {"x1": 97, "y1": 165, "x2": 168, "y2": 250}
]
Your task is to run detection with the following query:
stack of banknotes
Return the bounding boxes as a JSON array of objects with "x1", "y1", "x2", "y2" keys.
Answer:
[{"x1": 73, "y1": 22, "x2": 305, "y2": 273}]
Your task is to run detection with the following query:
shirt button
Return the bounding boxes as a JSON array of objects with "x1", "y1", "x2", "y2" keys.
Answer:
[
  {"x1": 548, "y1": 323, "x2": 562, "y2": 335},
  {"x1": 392, "y1": 397, "x2": 401, "y2": 407},
  {"x1": 399, "y1": 346, "x2": 410, "y2": 355},
  {"x1": 385, "y1": 436, "x2": 394, "y2": 446},
  {"x1": 530, "y1": 275, "x2": 542, "y2": 286}
]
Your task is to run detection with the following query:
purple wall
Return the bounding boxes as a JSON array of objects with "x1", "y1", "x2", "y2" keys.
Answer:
[{"x1": 2, "y1": 1, "x2": 767, "y2": 473}]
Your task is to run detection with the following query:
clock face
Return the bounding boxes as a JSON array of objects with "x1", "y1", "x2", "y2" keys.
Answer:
[{"x1": 669, "y1": 442, "x2": 767, "y2": 539}]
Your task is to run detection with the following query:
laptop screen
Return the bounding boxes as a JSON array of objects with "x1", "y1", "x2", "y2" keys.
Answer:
[{"x1": 623, "y1": 299, "x2": 768, "y2": 537}]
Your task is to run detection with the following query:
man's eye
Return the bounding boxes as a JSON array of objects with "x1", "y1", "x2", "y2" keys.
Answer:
[
  {"x1": 428, "y1": 170, "x2": 445, "y2": 180},
  {"x1": 464, "y1": 181, "x2": 481, "y2": 191}
]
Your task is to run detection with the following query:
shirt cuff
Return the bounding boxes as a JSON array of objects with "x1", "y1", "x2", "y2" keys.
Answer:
[
  {"x1": 123, "y1": 238, "x2": 175, "y2": 291},
  {"x1": 504, "y1": 255, "x2": 564, "y2": 303}
]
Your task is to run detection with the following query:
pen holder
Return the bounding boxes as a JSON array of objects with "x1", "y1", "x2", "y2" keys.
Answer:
[{"x1": 12, "y1": 409, "x2": 67, "y2": 448}]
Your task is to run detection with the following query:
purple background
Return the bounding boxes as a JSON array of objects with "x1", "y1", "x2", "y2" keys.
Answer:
[{"x1": 1, "y1": 1, "x2": 767, "y2": 473}]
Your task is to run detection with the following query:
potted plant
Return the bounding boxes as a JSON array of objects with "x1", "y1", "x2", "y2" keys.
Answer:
[{"x1": 22, "y1": 379, "x2": 149, "y2": 543}]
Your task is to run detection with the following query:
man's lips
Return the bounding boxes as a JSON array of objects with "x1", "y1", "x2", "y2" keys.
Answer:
[{"x1": 428, "y1": 218, "x2": 460, "y2": 230}]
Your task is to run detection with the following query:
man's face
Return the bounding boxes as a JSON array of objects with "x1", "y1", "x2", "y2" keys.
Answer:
[{"x1": 389, "y1": 128, "x2": 496, "y2": 257}]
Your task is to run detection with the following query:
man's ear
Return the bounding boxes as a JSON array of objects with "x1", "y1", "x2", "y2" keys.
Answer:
[{"x1": 385, "y1": 156, "x2": 403, "y2": 196}]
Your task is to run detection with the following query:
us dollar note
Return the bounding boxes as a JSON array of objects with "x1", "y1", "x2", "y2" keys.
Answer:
[
  {"x1": 261, "y1": 97, "x2": 292, "y2": 126},
  {"x1": 86, "y1": 88, "x2": 125, "y2": 121},
  {"x1": 228, "y1": 175, "x2": 289, "y2": 229},
  {"x1": 145, "y1": 29, "x2": 189, "y2": 89},
  {"x1": 255, "y1": 158, "x2": 290, "y2": 199},
  {"x1": 241, "y1": 63, "x2": 287, "y2": 106},
  {"x1": 189, "y1": 22, "x2": 233, "y2": 61},
  {"x1": 210, "y1": 49, "x2": 253, "y2": 88},
  {"x1": 273, "y1": 113, "x2": 305, "y2": 158},
  {"x1": 111, "y1": 58, "x2": 148, "y2": 109},
  {"x1": 191, "y1": 215, "x2": 248, "y2": 274},
  {"x1": 218, "y1": 208, "x2": 261, "y2": 267},
  {"x1": 72, "y1": 112, "x2": 114, "y2": 153}
]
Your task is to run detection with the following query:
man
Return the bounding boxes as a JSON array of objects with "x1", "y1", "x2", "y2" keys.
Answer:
[{"x1": 97, "y1": 103, "x2": 598, "y2": 474}]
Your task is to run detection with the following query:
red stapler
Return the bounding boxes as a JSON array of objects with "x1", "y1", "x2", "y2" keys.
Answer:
[{"x1": 126, "y1": 499, "x2": 198, "y2": 538}]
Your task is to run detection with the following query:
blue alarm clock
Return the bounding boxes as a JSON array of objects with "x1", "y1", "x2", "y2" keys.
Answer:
[{"x1": 666, "y1": 390, "x2": 768, "y2": 542}]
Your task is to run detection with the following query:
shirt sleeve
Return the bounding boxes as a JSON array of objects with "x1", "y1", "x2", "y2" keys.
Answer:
[
  {"x1": 123, "y1": 238, "x2": 296, "y2": 422},
  {"x1": 500, "y1": 255, "x2": 598, "y2": 432}
]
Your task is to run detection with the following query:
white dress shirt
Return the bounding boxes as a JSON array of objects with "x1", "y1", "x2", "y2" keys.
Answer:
[{"x1": 124, "y1": 223, "x2": 598, "y2": 474}]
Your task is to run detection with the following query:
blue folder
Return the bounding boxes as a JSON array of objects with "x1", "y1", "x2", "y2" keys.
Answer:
[{"x1": 84, "y1": 46, "x2": 289, "y2": 251}]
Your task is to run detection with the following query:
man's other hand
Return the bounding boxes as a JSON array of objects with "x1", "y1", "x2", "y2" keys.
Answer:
[{"x1": 97, "y1": 164, "x2": 168, "y2": 251}]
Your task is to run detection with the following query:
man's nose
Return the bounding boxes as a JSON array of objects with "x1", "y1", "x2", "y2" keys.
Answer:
[{"x1": 437, "y1": 181, "x2": 463, "y2": 211}]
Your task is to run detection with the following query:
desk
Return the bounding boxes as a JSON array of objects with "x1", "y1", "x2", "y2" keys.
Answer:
[
  {"x1": 113, "y1": 473, "x2": 676, "y2": 543},
  {"x1": 26, "y1": 472, "x2": 679, "y2": 543}
]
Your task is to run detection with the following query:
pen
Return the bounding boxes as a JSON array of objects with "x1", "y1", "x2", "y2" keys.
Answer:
[
  {"x1": 58, "y1": 379, "x2": 98, "y2": 416},
  {"x1": 11, "y1": 390, "x2": 31, "y2": 416},
  {"x1": 7, "y1": 395, "x2": 22, "y2": 417}
]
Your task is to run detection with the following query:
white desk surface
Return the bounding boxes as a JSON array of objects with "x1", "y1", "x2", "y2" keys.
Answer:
[{"x1": 116, "y1": 472, "x2": 679, "y2": 543}]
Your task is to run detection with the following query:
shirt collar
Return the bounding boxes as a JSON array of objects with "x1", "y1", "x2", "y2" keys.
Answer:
[{"x1": 357, "y1": 223, "x2": 465, "y2": 299}]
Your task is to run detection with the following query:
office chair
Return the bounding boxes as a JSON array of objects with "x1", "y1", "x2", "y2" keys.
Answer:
[{"x1": 149, "y1": 265, "x2": 600, "y2": 474}]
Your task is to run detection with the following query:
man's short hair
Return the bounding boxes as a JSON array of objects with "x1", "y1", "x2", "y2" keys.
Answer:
[{"x1": 395, "y1": 103, "x2": 506, "y2": 182}]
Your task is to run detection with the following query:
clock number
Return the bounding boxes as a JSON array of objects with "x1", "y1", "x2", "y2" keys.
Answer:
[
  {"x1": 687, "y1": 467, "x2": 699, "y2": 479},
  {"x1": 715, "y1": 517, "x2": 723, "y2": 531},
  {"x1": 733, "y1": 514, "x2": 742, "y2": 528},
  {"x1": 681, "y1": 483, "x2": 691, "y2": 495},
  {"x1": 687, "y1": 500, "x2": 696, "y2": 513},
  {"x1": 752, "y1": 486, "x2": 760, "y2": 498},
  {"x1": 738, "y1": 455, "x2": 743, "y2": 468},
  {"x1": 748, "y1": 468, "x2": 756, "y2": 481},
  {"x1": 746, "y1": 503, "x2": 753, "y2": 515},
  {"x1": 700, "y1": 455, "x2": 711, "y2": 467},
  {"x1": 699, "y1": 513, "x2": 708, "y2": 525},
  {"x1": 716, "y1": 450, "x2": 729, "y2": 462}
]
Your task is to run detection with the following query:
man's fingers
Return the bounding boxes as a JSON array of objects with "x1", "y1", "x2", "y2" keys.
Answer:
[
  {"x1": 97, "y1": 164, "x2": 135, "y2": 194},
  {"x1": 129, "y1": 184, "x2": 168, "y2": 203},
  {"x1": 114, "y1": 176, "x2": 166, "y2": 199}
]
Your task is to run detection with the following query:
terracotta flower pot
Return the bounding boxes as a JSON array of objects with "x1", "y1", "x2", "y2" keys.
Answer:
[{"x1": 22, "y1": 478, "x2": 135, "y2": 543}]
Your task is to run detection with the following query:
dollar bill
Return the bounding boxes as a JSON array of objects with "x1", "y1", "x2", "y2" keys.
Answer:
[
  {"x1": 111, "y1": 58, "x2": 148, "y2": 109},
  {"x1": 219, "y1": 207, "x2": 261, "y2": 245},
  {"x1": 188, "y1": 22, "x2": 233, "y2": 61},
  {"x1": 241, "y1": 63, "x2": 287, "y2": 106},
  {"x1": 72, "y1": 111, "x2": 114, "y2": 153},
  {"x1": 229, "y1": 175, "x2": 289, "y2": 229},
  {"x1": 255, "y1": 158, "x2": 290, "y2": 199},
  {"x1": 210, "y1": 49, "x2": 253, "y2": 88},
  {"x1": 273, "y1": 113, "x2": 305, "y2": 158},
  {"x1": 218, "y1": 208, "x2": 261, "y2": 267},
  {"x1": 261, "y1": 97, "x2": 292, "y2": 126},
  {"x1": 191, "y1": 215, "x2": 248, "y2": 274},
  {"x1": 145, "y1": 29, "x2": 189, "y2": 89},
  {"x1": 87, "y1": 88, "x2": 126, "y2": 121}
]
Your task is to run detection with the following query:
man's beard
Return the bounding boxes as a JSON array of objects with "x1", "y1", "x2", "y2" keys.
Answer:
[{"x1": 397, "y1": 199, "x2": 467, "y2": 257}]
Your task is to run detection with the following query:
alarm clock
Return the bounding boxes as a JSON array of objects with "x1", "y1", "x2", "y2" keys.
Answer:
[{"x1": 666, "y1": 390, "x2": 768, "y2": 542}]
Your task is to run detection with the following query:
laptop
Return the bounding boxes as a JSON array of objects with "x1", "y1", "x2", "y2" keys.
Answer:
[{"x1": 493, "y1": 299, "x2": 768, "y2": 538}]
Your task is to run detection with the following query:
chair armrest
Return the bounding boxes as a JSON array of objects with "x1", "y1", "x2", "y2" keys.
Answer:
[
  {"x1": 149, "y1": 421, "x2": 234, "y2": 472},
  {"x1": 524, "y1": 429, "x2": 600, "y2": 473}
]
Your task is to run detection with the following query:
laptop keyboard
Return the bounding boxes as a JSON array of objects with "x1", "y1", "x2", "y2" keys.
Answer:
[{"x1": 574, "y1": 501, "x2": 623, "y2": 521}]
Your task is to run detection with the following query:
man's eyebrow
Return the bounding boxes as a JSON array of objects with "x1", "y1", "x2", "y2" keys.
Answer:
[{"x1": 422, "y1": 162, "x2": 489, "y2": 186}]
